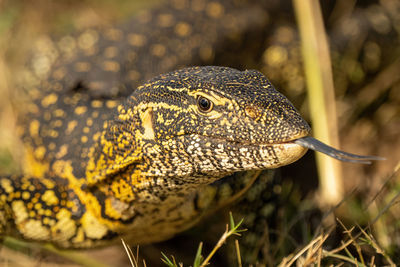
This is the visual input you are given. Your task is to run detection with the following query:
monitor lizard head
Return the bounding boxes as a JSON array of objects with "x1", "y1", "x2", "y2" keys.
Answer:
[
  {"x1": 125, "y1": 66, "x2": 311, "y2": 179},
  {"x1": 86, "y1": 66, "x2": 310, "y2": 187}
]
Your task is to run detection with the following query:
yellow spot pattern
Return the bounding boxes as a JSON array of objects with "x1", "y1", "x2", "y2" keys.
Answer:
[
  {"x1": 12, "y1": 200, "x2": 28, "y2": 224},
  {"x1": 0, "y1": 179, "x2": 13, "y2": 194},
  {"x1": 22, "y1": 220, "x2": 51, "y2": 240},
  {"x1": 81, "y1": 212, "x2": 108, "y2": 239},
  {"x1": 74, "y1": 106, "x2": 87, "y2": 115},
  {"x1": 41, "y1": 93, "x2": 58, "y2": 108},
  {"x1": 42, "y1": 190, "x2": 59, "y2": 206},
  {"x1": 52, "y1": 209, "x2": 76, "y2": 240}
]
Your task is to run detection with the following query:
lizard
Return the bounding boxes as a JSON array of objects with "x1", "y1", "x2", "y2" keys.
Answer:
[
  {"x1": 1, "y1": 64, "x2": 313, "y2": 248},
  {"x1": 0, "y1": 0, "x2": 381, "y2": 255}
]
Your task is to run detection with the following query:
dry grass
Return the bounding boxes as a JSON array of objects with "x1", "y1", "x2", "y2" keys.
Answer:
[
  {"x1": 293, "y1": 0, "x2": 343, "y2": 206},
  {"x1": 277, "y1": 162, "x2": 400, "y2": 267}
]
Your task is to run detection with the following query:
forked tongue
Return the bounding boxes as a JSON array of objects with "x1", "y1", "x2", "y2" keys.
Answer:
[{"x1": 294, "y1": 136, "x2": 385, "y2": 164}]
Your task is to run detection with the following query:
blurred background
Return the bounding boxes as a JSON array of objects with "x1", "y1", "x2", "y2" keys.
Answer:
[{"x1": 0, "y1": 0, "x2": 399, "y2": 266}]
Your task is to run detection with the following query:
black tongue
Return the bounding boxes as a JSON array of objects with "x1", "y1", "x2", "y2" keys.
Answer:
[{"x1": 294, "y1": 136, "x2": 385, "y2": 164}]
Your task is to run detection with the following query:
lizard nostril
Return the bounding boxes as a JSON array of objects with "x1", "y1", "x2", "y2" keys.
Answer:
[{"x1": 245, "y1": 106, "x2": 261, "y2": 121}]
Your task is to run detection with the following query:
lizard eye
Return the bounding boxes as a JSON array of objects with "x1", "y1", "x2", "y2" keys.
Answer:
[{"x1": 197, "y1": 96, "x2": 213, "y2": 113}]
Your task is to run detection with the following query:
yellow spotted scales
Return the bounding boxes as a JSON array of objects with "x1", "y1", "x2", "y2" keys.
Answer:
[{"x1": 0, "y1": 0, "x2": 311, "y2": 248}]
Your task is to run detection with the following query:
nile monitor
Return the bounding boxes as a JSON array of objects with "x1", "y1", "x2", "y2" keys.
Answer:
[{"x1": 0, "y1": 0, "x2": 380, "y2": 254}]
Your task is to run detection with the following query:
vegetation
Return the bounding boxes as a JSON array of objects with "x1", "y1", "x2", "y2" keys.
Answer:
[{"x1": 0, "y1": 0, "x2": 399, "y2": 266}]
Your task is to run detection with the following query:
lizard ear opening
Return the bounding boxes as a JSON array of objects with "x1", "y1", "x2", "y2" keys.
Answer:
[{"x1": 139, "y1": 107, "x2": 155, "y2": 140}]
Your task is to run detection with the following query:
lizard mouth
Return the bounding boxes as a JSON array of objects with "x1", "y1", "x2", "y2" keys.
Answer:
[
  {"x1": 189, "y1": 134, "x2": 383, "y2": 165},
  {"x1": 294, "y1": 136, "x2": 384, "y2": 164}
]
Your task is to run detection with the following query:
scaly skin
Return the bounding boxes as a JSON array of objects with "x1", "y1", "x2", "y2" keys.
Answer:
[
  {"x1": 0, "y1": 1, "x2": 311, "y2": 248},
  {"x1": 1, "y1": 66, "x2": 310, "y2": 248}
]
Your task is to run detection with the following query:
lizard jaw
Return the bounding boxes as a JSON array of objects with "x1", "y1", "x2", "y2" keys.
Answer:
[{"x1": 263, "y1": 142, "x2": 308, "y2": 168}]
